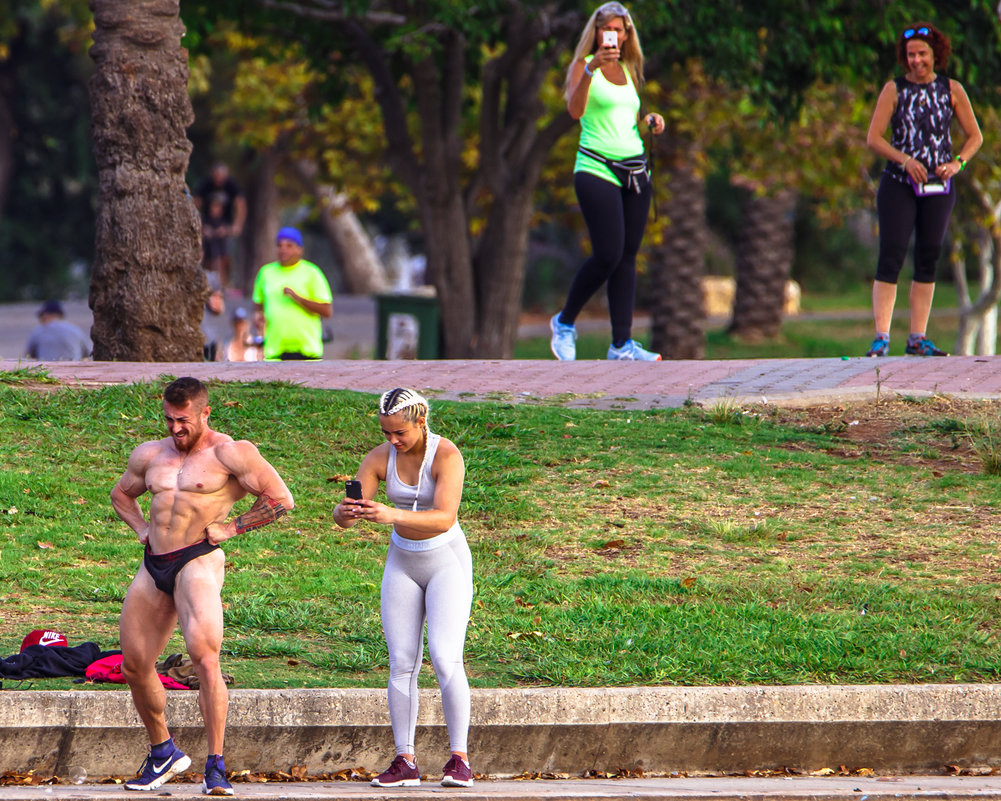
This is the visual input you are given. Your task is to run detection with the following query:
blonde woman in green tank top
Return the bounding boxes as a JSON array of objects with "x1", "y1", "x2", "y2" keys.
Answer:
[{"x1": 550, "y1": 1, "x2": 665, "y2": 362}]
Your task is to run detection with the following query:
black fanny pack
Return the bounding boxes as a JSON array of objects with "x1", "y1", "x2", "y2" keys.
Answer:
[{"x1": 578, "y1": 147, "x2": 650, "y2": 193}]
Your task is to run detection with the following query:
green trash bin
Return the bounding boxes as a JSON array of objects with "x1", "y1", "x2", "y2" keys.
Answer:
[{"x1": 375, "y1": 288, "x2": 441, "y2": 360}]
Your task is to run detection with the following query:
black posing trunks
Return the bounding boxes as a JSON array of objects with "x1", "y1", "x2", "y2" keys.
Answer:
[{"x1": 143, "y1": 539, "x2": 220, "y2": 596}]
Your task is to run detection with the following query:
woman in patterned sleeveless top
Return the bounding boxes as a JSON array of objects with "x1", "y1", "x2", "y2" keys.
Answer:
[{"x1": 864, "y1": 22, "x2": 981, "y2": 358}]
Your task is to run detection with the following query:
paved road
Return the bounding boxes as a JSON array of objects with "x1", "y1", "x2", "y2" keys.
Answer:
[{"x1": 2, "y1": 774, "x2": 1001, "y2": 801}]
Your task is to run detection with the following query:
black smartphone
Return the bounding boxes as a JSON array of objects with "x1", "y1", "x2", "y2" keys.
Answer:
[{"x1": 345, "y1": 480, "x2": 363, "y2": 500}]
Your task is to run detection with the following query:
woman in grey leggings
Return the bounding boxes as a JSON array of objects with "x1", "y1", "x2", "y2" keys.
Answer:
[{"x1": 333, "y1": 388, "x2": 474, "y2": 789}]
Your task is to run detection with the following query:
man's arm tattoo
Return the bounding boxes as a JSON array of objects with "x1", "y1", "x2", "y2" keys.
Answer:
[{"x1": 234, "y1": 494, "x2": 288, "y2": 535}]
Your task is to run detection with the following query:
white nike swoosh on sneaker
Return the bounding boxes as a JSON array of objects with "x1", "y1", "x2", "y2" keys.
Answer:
[{"x1": 152, "y1": 760, "x2": 172, "y2": 774}]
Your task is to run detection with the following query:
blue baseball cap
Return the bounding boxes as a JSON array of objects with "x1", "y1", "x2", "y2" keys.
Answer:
[{"x1": 276, "y1": 227, "x2": 303, "y2": 247}]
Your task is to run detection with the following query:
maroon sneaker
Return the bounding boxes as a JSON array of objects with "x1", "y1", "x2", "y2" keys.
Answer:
[
  {"x1": 440, "y1": 755, "x2": 474, "y2": 788},
  {"x1": 370, "y1": 755, "x2": 420, "y2": 788}
]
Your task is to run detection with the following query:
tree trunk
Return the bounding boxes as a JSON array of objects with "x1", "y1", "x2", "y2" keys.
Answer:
[
  {"x1": 240, "y1": 143, "x2": 283, "y2": 295},
  {"x1": 88, "y1": 0, "x2": 204, "y2": 361},
  {"x1": 0, "y1": 64, "x2": 14, "y2": 226},
  {"x1": 294, "y1": 159, "x2": 389, "y2": 295},
  {"x1": 728, "y1": 188, "x2": 797, "y2": 341},
  {"x1": 649, "y1": 138, "x2": 708, "y2": 359},
  {"x1": 953, "y1": 227, "x2": 1001, "y2": 356},
  {"x1": 472, "y1": 189, "x2": 534, "y2": 358},
  {"x1": 424, "y1": 194, "x2": 477, "y2": 357},
  {"x1": 977, "y1": 306, "x2": 997, "y2": 355},
  {"x1": 344, "y1": 14, "x2": 577, "y2": 359}
]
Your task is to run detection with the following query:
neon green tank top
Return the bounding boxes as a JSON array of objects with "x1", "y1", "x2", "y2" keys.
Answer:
[{"x1": 573, "y1": 55, "x2": 644, "y2": 187}]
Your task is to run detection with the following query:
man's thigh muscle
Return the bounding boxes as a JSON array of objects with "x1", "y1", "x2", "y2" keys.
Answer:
[
  {"x1": 174, "y1": 550, "x2": 226, "y2": 657},
  {"x1": 121, "y1": 567, "x2": 177, "y2": 662}
]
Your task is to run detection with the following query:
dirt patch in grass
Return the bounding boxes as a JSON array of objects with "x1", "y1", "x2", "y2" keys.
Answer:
[{"x1": 768, "y1": 396, "x2": 989, "y2": 475}]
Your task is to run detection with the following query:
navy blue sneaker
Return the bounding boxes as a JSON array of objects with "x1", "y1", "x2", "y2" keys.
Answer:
[
  {"x1": 124, "y1": 745, "x2": 191, "y2": 791},
  {"x1": 201, "y1": 755, "x2": 234, "y2": 796},
  {"x1": 905, "y1": 337, "x2": 947, "y2": 356}
]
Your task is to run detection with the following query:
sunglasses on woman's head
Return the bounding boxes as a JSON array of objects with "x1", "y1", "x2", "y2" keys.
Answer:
[
  {"x1": 903, "y1": 27, "x2": 931, "y2": 38},
  {"x1": 597, "y1": 1, "x2": 629, "y2": 17}
]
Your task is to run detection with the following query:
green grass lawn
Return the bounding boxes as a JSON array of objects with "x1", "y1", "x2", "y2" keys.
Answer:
[{"x1": 3, "y1": 379, "x2": 1001, "y2": 690}]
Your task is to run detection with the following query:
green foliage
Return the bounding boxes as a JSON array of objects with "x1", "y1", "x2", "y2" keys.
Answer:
[{"x1": 0, "y1": 0, "x2": 95, "y2": 300}]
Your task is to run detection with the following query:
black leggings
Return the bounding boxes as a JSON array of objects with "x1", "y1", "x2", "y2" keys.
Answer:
[
  {"x1": 560, "y1": 171, "x2": 652, "y2": 345},
  {"x1": 875, "y1": 173, "x2": 956, "y2": 284}
]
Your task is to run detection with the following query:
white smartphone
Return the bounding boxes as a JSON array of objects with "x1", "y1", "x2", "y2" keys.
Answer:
[{"x1": 602, "y1": 30, "x2": 618, "y2": 48}]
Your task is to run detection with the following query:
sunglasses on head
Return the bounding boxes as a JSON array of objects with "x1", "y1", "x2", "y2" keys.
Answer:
[
  {"x1": 597, "y1": 2, "x2": 629, "y2": 17},
  {"x1": 903, "y1": 27, "x2": 930, "y2": 39}
]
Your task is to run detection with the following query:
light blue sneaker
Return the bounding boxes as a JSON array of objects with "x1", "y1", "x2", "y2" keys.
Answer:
[
  {"x1": 550, "y1": 313, "x2": 577, "y2": 360},
  {"x1": 607, "y1": 339, "x2": 661, "y2": 361}
]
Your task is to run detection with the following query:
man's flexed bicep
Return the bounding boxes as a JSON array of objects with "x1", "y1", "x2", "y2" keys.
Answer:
[{"x1": 212, "y1": 440, "x2": 295, "y2": 543}]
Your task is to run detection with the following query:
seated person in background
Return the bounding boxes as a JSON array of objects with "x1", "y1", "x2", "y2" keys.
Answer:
[
  {"x1": 25, "y1": 300, "x2": 92, "y2": 361},
  {"x1": 202, "y1": 272, "x2": 226, "y2": 362},
  {"x1": 225, "y1": 308, "x2": 262, "y2": 362}
]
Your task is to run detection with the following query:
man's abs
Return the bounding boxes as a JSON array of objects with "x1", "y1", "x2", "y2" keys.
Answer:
[{"x1": 146, "y1": 487, "x2": 242, "y2": 555}]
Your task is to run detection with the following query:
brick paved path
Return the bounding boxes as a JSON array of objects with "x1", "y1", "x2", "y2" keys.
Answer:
[{"x1": 4, "y1": 355, "x2": 1001, "y2": 409}]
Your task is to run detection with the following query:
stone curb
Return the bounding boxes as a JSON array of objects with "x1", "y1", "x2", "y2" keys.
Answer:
[
  {"x1": 4, "y1": 685, "x2": 1001, "y2": 780},
  {"x1": 5, "y1": 775, "x2": 1001, "y2": 801}
]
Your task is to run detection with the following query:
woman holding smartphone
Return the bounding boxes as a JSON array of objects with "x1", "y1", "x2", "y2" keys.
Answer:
[
  {"x1": 550, "y1": 1, "x2": 665, "y2": 361},
  {"x1": 333, "y1": 388, "x2": 474, "y2": 789}
]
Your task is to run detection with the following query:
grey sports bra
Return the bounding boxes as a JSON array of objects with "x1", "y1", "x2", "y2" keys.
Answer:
[{"x1": 386, "y1": 432, "x2": 440, "y2": 511}]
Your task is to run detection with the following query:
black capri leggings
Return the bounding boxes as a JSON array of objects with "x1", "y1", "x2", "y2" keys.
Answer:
[
  {"x1": 875, "y1": 173, "x2": 957, "y2": 285},
  {"x1": 562, "y1": 170, "x2": 652, "y2": 345}
]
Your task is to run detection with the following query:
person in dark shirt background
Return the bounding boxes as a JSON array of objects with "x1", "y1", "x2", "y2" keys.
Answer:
[{"x1": 194, "y1": 163, "x2": 247, "y2": 290}]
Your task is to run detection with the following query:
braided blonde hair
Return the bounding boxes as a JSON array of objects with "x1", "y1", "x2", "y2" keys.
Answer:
[{"x1": 379, "y1": 388, "x2": 433, "y2": 511}]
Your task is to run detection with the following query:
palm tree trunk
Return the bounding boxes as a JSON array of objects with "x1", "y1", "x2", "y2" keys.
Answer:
[
  {"x1": 728, "y1": 188, "x2": 797, "y2": 341},
  {"x1": 649, "y1": 139, "x2": 708, "y2": 359},
  {"x1": 88, "y1": 0, "x2": 204, "y2": 361}
]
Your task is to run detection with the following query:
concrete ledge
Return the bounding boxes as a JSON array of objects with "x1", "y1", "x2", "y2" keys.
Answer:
[
  {"x1": 9, "y1": 776, "x2": 1001, "y2": 801},
  {"x1": 4, "y1": 685, "x2": 1001, "y2": 779}
]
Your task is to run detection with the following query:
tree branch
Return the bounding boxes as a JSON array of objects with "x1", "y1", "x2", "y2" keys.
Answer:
[
  {"x1": 441, "y1": 28, "x2": 465, "y2": 158},
  {"x1": 339, "y1": 19, "x2": 422, "y2": 199}
]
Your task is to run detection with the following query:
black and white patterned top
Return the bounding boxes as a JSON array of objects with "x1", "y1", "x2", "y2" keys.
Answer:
[{"x1": 885, "y1": 74, "x2": 953, "y2": 184}]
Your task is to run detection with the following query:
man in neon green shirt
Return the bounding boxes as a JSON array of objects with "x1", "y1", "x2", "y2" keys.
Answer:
[{"x1": 252, "y1": 227, "x2": 333, "y2": 360}]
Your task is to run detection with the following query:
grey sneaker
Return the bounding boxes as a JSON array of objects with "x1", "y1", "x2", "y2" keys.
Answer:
[
  {"x1": 607, "y1": 339, "x2": 661, "y2": 361},
  {"x1": 550, "y1": 314, "x2": 577, "y2": 360}
]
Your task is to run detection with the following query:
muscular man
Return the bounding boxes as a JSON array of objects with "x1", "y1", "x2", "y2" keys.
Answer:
[{"x1": 111, "y1": 377, "x2": 294, "y2": 795}]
